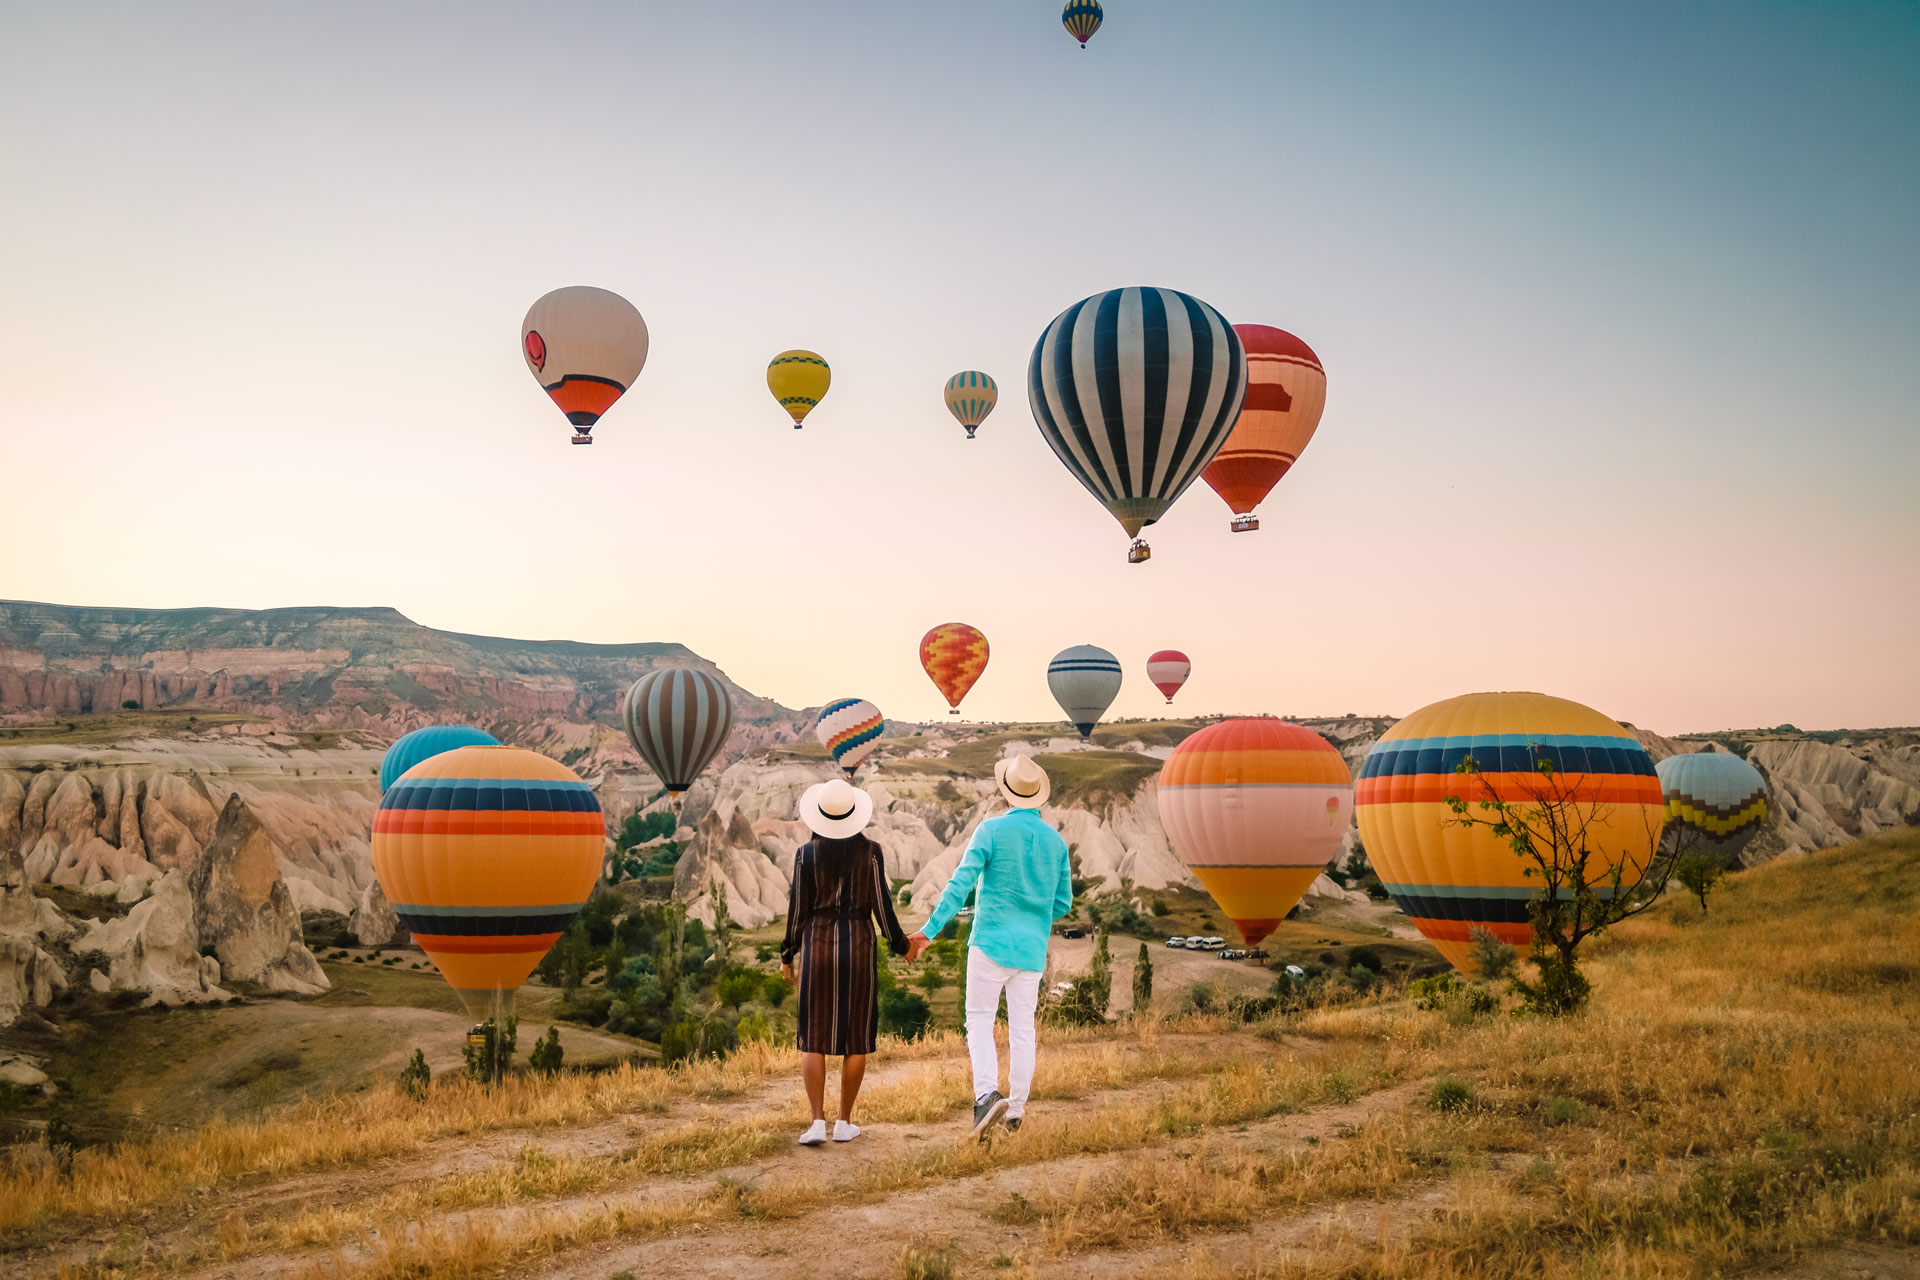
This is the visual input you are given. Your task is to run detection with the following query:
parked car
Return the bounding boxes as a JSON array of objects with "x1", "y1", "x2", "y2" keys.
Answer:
[
  {"x1": 1202, "y1": 936, "x2": 1227, "y2": 950},
  {"x1": 1059, "y1": 926, "x2": 1085, "y2": 939},
  {"x1": 1165, "y1": 936, "x2": 1188, "y2": 948},
  {"x1": 956, "y1": 906, "x2": 974, "y2": 919},
  {"x1": 1219, "y1": 948, "x2": 1249, "y2": 961},
  {"x1": 1248, "y1": 949, "x2": 1271, "y2": 961}
]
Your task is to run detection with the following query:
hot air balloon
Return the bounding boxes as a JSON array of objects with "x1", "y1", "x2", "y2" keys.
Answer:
[
  {"x1": 1047, "y1": 645, "x2": 1121, "y2": 739},
  {"x1": 521, "y1": 286, "x2": 650, "y2": 444},
  {"x1": 1354, "y1": 692, "x2": 1665, "y2": 974},
  {"x1": 1145, "y1": 650, "x2": 1191, "y2": 704},
  {"x1": 1656, "y1": 752, "x2": 1768, "y2": 857},
  {"x1": 768, "y1": 350, "x2": 831, "y2": 428},
  {"x1": 920, "y1": 623, "x2": 990, "y2": 715},
  {"x1": 379, "y1": 725, "x2": 499, "y2": 793},
  {"x1": 943, "y1": 371, "x2": 998, "y2": 438},
  {"x1": 622, "y1": 668, "x2": 734, "y2": 805},
  {"x1": 1201, "y1": 325, "x2": 1327, "y2": 532},
  {"x1": 815, "y1": 698, "x2": 884, "y2": 777},
  {"x1": 1160, "y1": 719, "x2": 1354, "y2": 946},
  {"x1": 1062, "y1": 0, "x2": 1102, "y2": 47},
  {"x1": 372, "y1": 745, "x2": 603, "y2": 1014},
  {"x1": 1028, "y1": 287, "x2": 1247, "y2": 563}
]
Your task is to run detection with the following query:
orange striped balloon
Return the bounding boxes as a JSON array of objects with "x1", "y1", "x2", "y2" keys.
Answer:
[
  {"x1": 371, "y1": 745, "x2": 604, "y2": 1014},
  {"x1": 919, "y1": 622, "x2": 990, "y2": 715},
  {"x1": 1158, "y1": 719, "x2": 1353, "y2": 946}
]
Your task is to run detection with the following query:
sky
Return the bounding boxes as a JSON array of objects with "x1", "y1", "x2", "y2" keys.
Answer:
[{"x1": 2, "y1": 1, "x2": 1916, "y2": 735}]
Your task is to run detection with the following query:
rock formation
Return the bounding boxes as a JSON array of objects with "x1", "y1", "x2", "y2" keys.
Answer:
[
  {"x1": 350, "y1": 876, "x2": 404, "y2": 947},
  {"x1": 0, "y1": 843, "x2": 75, "y2": 1026},
  {"x1": 188, "y1": 796, "x2": 328, "y2": 994},
  {"x1": 74, "y1": 870, "x2": 228, "y2": 1006}
]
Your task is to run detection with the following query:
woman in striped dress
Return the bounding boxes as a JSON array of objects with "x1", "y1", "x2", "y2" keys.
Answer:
[{"x1": 779, "y1": 779, "x2": 909, "y2": 1146}]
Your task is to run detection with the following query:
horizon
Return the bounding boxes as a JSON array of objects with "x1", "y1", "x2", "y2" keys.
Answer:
[{"x1": 4, "y1": 3, "x2": 1916, "y2": 737}]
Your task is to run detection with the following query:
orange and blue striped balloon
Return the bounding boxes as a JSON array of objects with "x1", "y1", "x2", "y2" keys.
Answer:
[
  {"x1": 1354, "y1": 692, "x2": 1664, "y2": 973},
  {"x1": 920, "y1": 623, "x2": 990, "y2": 714},
  {"x1": 371, "y1": 745, "x2": 604, "y2": 1014}
]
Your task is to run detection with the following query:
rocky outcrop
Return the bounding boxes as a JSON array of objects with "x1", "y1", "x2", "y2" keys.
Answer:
[
  {"x1": 188, "y1": 796, "x2": 327, "y2": 994},
  {"x1": 678, "y1": 807, "x2": 793, "y2": 929},
  {"x1": 350, "y1": 876, "x2": 404, "y2": 948},
  {"x1": 0, "y1": 844, "x2": 76, "y2": 1026},
  {"x1": 74, "y1": 870, "x2": 227, "y2": 1006},
  {"x1": 1743, "y1": 736, "x2": 1920, "y2": 862}
]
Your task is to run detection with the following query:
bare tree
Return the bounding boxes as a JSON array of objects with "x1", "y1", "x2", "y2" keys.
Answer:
[{"x1": 1445, "y1": 754, "x2": 1675, "y2": 1015}]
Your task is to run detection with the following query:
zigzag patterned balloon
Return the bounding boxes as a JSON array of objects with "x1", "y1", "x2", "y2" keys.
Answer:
[{"x1": 814, "y1": 697, "x2": 884, "y2": 777}]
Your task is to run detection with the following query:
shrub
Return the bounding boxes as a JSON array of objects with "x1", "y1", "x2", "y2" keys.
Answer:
[
  {"x1": 1224, "y1": 994, "x2": 1280, "y2": 1022},
  {"x1": 1346, "y1": 946, "x2": 1383, "y2": 973},
  {"x1": 528, "y1": 1026, "x2": 564, "y2": 1075},
  {"x1": 1429, "y1": 1076, "x2": 1476, "y2": 1112},
  {"x1": 761, "y1": 973, "x2": 793, "y2": 1008},
  {"x1": 1043, "y1": 980, "x2": 1107, "y2": 1027},
  {"x1": 1409, "y1": 972, "x2": 1498, "y2": 1025},
  {"x1": 736, "y1": 1010, "x2": 780, "y2": 1044},
  {"x1": 1150, "y1": 897, "x2": 1170, "y2": 917},
  {"x1": 463, "y1": 1016, "x2": 517, "y2": 1084},
  {"x1": 1542, "y1": 1094, "x2": 1583, "y2": 1127},
  {"x1": 879, "y1": 988, "x2": 933, "y2": 1040},
  {"x1": 1468, "y1": 926, "x2": 1519, "y2": 981},
  {"x1": 1184, "y1": 981, "x2": 1220, "y2": 1014},
  {"x1": 896, "y1": 1236, "x2": 957, "y2": 1280},
  {"x1": 715, "y1": 969, "x2": 763, "y2": 1009},
  {"x1": 397, "y1": 1049, "x2": 431, "y2": 1100},
  {"x1": 121, "y1": 699, "x2": 141, "y2": 710}
]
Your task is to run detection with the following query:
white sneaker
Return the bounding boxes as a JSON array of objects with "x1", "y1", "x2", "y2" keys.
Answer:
[
  {"x1": 797, "y1": 1120, "x2": 828, "y2": 1146},
  {"x1": 833, "y1": 1120, "x2": 861, "y2": 1143}
]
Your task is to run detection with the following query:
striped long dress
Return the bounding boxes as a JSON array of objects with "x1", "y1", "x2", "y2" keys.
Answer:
[{"x1": 780, "y1": 834, "x2": 909, "y2": 1056}]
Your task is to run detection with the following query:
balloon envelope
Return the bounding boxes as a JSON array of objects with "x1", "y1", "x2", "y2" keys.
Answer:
[
  {"x1": 1145, "y1": 650, "x2": 1191, "y2": 704},
  {"x1": 920, "y1": 623, "x2": 990, "y2": 713},
  {"x1": 768, "y1": 350, "x2": 831, "y2": 426},
  {"x1": 380, "y1": 725, "x2": 499, "y2": 793},
  {"x1": 372, "y1": 745, "x2": 604, "y2": 1014},
  {"x1": 1354, "y1": 692, "x2": 1664, "y2": 973},
  {"x1": 521, "y1": 286, "x2": 649, "y2": 442},
  {"x1": 1657, "y1": 751, "x2": 1768, "y2": 855},
  {"x1": 1201, "y1": 325, "x2": 1326, "y2": 529},
  {"x1": 1160, "y1": 719, "x2": 1353, "y2": 946},
  {"x1": 944, "y1": 370, "x2": 998, "y2": 438},
  {"x1": 1062, "y1": 0, "x2": 1102, "y2": 45},
  {"x1": 623, "y1": 668, "x2": 734, "y2": 796},
  {"x1": 815, "y1": 698, "x2": 884, "y2": 776},
  {"x1": 1028, "y1": 287, "x2": 1246, "y2": 553},
  {"x1": 1047, "y1": 645, "x2": 1122, "y2": 739}
]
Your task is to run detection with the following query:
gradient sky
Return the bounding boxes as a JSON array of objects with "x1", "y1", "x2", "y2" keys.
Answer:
[{"x1": 3, "y1": 2, "x2": 1916, "y2": 734}]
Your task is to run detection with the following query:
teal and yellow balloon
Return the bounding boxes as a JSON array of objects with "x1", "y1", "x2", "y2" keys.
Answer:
[
  {"x1": 1062, "y1": 0, "x2": 1102, "y2": 47},
  {"x1": 1657, "y1": 751, "x2": 1769, "y2": 857},
  {"x1": 768, "y1": 350, "x2": 831, "y2": 427},
  {"x1": 943, "y1": 371, "x2": 997, "y2": 439}
]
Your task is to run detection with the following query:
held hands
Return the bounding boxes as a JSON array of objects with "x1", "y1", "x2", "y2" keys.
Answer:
[{"x1": 905, "y1": 932, "x2": 930, "y2": 965}]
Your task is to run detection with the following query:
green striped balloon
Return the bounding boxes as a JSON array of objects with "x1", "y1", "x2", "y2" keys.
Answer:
[{"x1": 943, "y1": 370, "x2": 998, "y2": 439}]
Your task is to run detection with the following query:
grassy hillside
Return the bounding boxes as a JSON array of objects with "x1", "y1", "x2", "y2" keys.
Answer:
[{"x1": 1, "y1": 830, "x2": 1915, "y2": 1278}]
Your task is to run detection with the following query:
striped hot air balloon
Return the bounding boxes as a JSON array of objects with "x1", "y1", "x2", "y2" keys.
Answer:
[
  {"x1": 1160, "y1": 719, "x2": 1354, "y2": 946},
  {"x1": 622, "y1": 668, "x2": 734, "y2": 801},
  {"x1": 815, "y1": 698, "x2": 884, "y2": 777},
  {"x1": 1145, "y1": 650, "x2": 1191, "y2": 704},
  {"x1": 521, "y1": 286, "x2": 649, "y2": 444},
  {"x1": 943, "y1": 370, "x2": 998, "y2": 438},
  {"x1": 768, "y1": 350, "x2": 831, "y2": 427},
  {"x1": 1657, "y1": 751, "x2": 1768, "y2": 857},
  {"x1": 372, "y1": 746, "x2": 604, "y2": 1015},
  {"x1": 379, "y1": 725, "x2": 499, "y2": 793},
  {"x1": 1028, "y1": 287, "x2": 1247, "y2": 562},
  {"x1": 1354, "y1": 692, "x2": 1665, "y2": 974},
  {"x1": 920, "y1": 623, "x2": 990, "y2": 715},
  {"x1": 1062, "y1": 0, "x2": 1102, "y2": 47},
  {"x1": 1047, "y1": 645, "x2": 1122, "y2": 739},
  {"x1": 1201, "y1": 325, "x2": 1327, "y2": 532}
]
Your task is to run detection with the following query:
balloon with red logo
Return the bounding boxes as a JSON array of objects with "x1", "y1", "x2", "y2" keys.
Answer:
[{"x1": 521, "y1": 286, "x2": 650, "y2": 445}]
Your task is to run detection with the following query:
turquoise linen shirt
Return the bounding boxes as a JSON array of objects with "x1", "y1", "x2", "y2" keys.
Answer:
[{"x1": 922, "y1": 808, "x2": 1074, "y2": 973}]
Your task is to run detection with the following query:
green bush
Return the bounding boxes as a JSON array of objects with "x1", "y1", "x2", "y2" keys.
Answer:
[
  {"x1": 1542, "y1": 1095, "x2": 1583, "y2": 1127},
  {"x1": 397, "y1": 1049, "x2": 431, "y2": 1101},
  {"x1": 1151, "y1": 898, "x2": 1170, "y2": 917},
  {"x1": 761, "y1": 973, "x2": 793, "y2": 1007},
  {"x1": 1428, "y1": 1076, "x2": 1476, "y2": 1112},
  {"x1": 528, "y1": 1026, "x2": 564, "y2": 1075},
  {"x1": 1184, "y1": 981, "x2": 1220, "y2": 1014},
  {"x1": 716, "y1": 969, "x2": 763, "y2": 1009},
  {"x1": 1346, "y1": 946, "x2": 1383, "y2": 973},
  {"x1": 879, "y1": 988, "x2": 933, "y2": 1040}
]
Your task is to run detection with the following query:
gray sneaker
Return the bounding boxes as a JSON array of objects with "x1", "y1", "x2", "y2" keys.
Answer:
[
  {"x1": 1004, "y1": 1116, "x2": 1022, "y2": 1133},
  {"x1": 969, "y1": 1091, "x2": 1009, "y2": 1141}
]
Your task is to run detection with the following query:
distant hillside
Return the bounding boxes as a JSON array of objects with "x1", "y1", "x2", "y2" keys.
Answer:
[{"x1": 0, "y1": 599, "x2": 801, "y2": 736}]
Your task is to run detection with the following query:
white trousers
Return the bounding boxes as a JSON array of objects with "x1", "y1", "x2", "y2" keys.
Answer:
[{"x1": 964, "y1": 948, "x2": 1042, "y2": 1117}]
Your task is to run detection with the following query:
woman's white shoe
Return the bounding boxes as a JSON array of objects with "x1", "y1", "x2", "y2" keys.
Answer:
[
  {"x1": 833, "y1": 1121, "x2": 861, "y2": 1143},
  {"x1": 797, "y1": 1120, "x2": 828, "y2": 1146}
]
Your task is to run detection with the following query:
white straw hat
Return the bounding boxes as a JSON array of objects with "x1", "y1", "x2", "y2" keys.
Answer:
[
  {"x1": 798, "y1": 778, "x2": 875, "y2": 838},
  {"x1": 994, "y1": 755, "x2": 1050, "y2": 809}
]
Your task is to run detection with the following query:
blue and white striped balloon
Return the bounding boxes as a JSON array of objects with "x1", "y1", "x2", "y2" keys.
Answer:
[
  {"x1": 1027, "y1": 287, "x2": 1246, "y2": 556},
  {"x1": 1047, "y1": 645, "x2": 1123, "y2": 740}
]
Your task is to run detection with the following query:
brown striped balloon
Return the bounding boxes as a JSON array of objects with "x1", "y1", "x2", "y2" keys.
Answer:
[{"x1": 622, "y1": 668, "x2": 734, "y2": 796}]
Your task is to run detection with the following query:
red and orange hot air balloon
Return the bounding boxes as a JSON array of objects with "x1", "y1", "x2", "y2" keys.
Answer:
[
  {"x1": 521, "y1": 286, "x2": 650, "y2": 444},
  {"x1": 919, "y1": 623, "x2": 990, "y2": 716},
  {"x1": 371, "y1": 745, "x2": 604, "y2": 1014},
  {"x1": 1159, "y1": 719, "x2": 1354, "y2": 946},
  {"x1": 1201, "y1": 325, "x2": 1326, "y2": 532},
  {"x1": 1145, "y1": 650, "x2": 1190, "y2": 704}
]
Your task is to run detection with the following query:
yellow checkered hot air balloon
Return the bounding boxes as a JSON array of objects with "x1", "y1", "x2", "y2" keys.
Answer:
[{"x1": 768, "y1": 350, "x2": 831, "y2": 427}]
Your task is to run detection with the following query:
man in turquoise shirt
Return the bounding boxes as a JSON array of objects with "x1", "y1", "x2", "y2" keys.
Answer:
[{"x1": 907, "y1": 754, "x2": 1073, "y2": 1138}]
